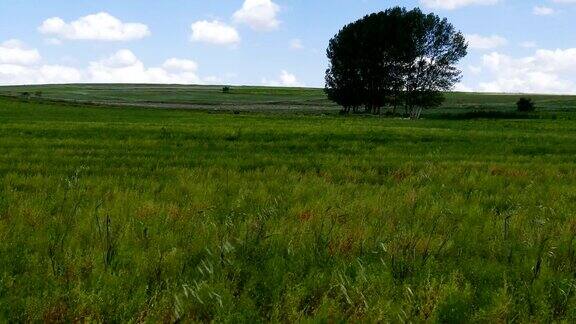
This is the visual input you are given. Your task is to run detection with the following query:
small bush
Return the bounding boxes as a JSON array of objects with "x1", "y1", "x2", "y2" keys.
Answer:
[
  {"x1": 222, "y1": 86, "x2": 231, "y2": 94},
  {"x1": 517, "y1": 97, "x2": 536, "y2": 112}
]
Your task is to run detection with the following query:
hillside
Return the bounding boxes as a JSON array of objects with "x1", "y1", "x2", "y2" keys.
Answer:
[{"x1": 2, "y1": 84, "x2": 576, "y2": 115}]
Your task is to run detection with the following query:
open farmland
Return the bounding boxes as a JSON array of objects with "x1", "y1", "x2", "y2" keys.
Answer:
[
  {"x1": 2, "y1": 84, "x2": 576, "y2": 115},
  {"x1": 0, "y1": 84, "x2": 334, "y2": 112},
  {"x1": 1, "y1": 87, "x2": 576, "y2": 321}
]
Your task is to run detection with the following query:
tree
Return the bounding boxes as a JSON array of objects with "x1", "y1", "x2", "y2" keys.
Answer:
[
  {"x1": 326, "y1": 8, "x2": 413, "y2": 115},
  {"x1": 325, "y1": 7, "x2": 467, "y2": 119},
  {"x1": 325, "y1": 19, "x2": 365, "y2": 114},
  {"x1": 403, "y1": 10, "x2": 467, "y2": 119},
  {"x1": 517, "y1": 97, "x2": 536, "y2": 112}
]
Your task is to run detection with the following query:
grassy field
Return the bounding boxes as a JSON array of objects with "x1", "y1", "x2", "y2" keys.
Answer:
[
  {"x1": 1, "y1": 86, "x2": 576, "y2": 322},
  {"x1": 2, "y1": 83, "x2": 576, "y2": 115},
  {"x1": 0, "y1": 84, "x2": 333, "y2": 112}
]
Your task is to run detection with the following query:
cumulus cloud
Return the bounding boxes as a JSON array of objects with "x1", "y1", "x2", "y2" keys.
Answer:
[
  {"x1": 38, "y1": 12, "x2": 150, "y2": 41},
  {"x1": 190, "y1": 20, "x2": 240, "y2": 45},
  {"x1": 0, "y1": 40, "x2": 209, "y2": 86},
  {"x1": 478, "y1": 48, "x2": 576, "y2": 94},
  {"x1": 162, "y1": 58, "x2": 198, "y2": 72},
  {"x1": 262, "y1": 70, "x2": 303, "y2": 87},
  {"x1": 420, "y1": 0, "x2": 499, "y2": 10},
  {"x1": 96, "y1": 49, "x2": 139, "y2": 68},
  {"x1": 0, "y1": 39, "x2": 80, "y2": 85},
  {"x1": 0, "y1": 64, "x2": 82, "y2": 85},
  {"x1": 533, "y1": 6, "x2": 555, "y2": 15},
  {"x1": 466, "y1": 34, "x2": 507, "y2": 49},
  {"x1": 88, "y1": 50, "x2": 202, "y2": 84},
  {"x1": 233, "y1": 0, "x2": 280, "y2": 31},
  {"x1": 0, "y1": 39, "x2": 41, "y2": 65}
]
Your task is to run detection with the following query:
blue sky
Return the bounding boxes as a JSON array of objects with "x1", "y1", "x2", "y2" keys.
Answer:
[{"x1": 1, "y1": 0, "x2": 575, "y2": 93}]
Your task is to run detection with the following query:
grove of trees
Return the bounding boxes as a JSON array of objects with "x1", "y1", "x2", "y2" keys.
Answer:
[{"x1": 325, "y1": 7, "x2": 468, "y2": 119}]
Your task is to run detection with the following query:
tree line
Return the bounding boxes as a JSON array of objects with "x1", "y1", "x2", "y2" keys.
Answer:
[{"x1": 325, "y1": 7, "x2": 468, "y2": 119}]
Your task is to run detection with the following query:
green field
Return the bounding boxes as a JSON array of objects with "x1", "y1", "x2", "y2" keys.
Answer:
[
  {"x1": 1, "y1": 86, "x2": 576, "y2": 322},
  {"x1": 2, "y1": 83, "x2": 576, "y2": 115}
]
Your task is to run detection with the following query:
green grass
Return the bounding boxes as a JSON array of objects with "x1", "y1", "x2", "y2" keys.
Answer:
[
  {"x1": 3, "y1": 83, "x2": 576, "y2": 114},
  {"x1": 0, "y1": 84, "x2": 334, "y2": 112},
  {"x1": 1, "y1": 88, "x2": 576, "y2": 322}
]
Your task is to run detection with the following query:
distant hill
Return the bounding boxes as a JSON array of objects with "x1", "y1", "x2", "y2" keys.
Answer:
[{"x1": 1, "y1": 84, "x2": 575, "y2": 115}]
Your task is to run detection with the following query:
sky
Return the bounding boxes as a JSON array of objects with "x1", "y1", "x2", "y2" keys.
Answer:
[{"x1": 1, "y1": 0, "x2": 576, "y2": 93}]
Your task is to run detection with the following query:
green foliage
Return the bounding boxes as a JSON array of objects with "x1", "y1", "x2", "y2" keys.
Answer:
[
  {"x1": 325, "y1": 7, "x2": 467, "y2": 117},
  {"x1": 517, "y1": 97, "x2": 536, "y2": 112},
  {"x1": 1, "y1": 95, "x2": 576, "y2": 321}
]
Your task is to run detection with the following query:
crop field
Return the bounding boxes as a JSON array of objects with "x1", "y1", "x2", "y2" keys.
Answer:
[
  {"x1": 2, "y1": 83, "x2": 576, "y2": 114},
  {"x1": 0, "y1": 84, "x2": 333, "y2": 112},
  {"x1": 1, "y1": 86, "x2": 576, "y2": 322}
]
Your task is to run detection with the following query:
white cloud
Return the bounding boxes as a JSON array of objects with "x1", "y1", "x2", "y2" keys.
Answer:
[
  {"x1": 468, "y1": 65, "x2": 482, "y2": 74},
  {"x1": 466, "y1": 34, "x2": 507, "y2": 50},
  {"x1": 0, "y1": 40, "x2": 210, "y2": 85},
  {"x1": 233, "y1": 0, "x2": 280, "y2": 31},
  {"x1": 0, "y1": 63, "x2": 82, "y2": 85},
  {"x1": 37, "y1": 65, "x2": 83, "y2": 83},
  {"x1": 203, "y1": 76, "x2": 220, "y2": 84},
  {"x1": 478, "y1": 48, "x2": 576, "y2": 94},
  {"x1": 88, "y1": 50, "x2": 202, "y2": 84},
  {"x1": 39, "y1": 12, "x2": 150, "y2": 41},
  {"x1": 290, "y1": 38, "x2": 304, "y2": 50},
  {"x1": 190, "y1": 20, "x2": 240, "y2": 45},
  {"x1": 162, "y1": 58, "x2": 198, "y2": 72},
  {"x1": 279, "y1": 70, "x2": 300, "y2": 87},
  {"x1": 0, "y1": 39, "x2": 83, "y2": 85},
  {"x1": 520, "y1": 41, "x2": 537, "y2": 48},
  {"x1": 454, "y1": 83, "x2": 473, "y2": 92},
  {"x1": 262, "y1": 70, "x2": 303, "y2": 87},
  {"x1": 0, "y1": 39, "x2": 41, "y2": 65},
  {"x1": 98, "y1": 49, "x2": 139, "y2": 67},
  {"x1": 420, "y1": 0, "x2": 499, "y2": 10},
  {"x1": 533, "y1": 6, "x2": 555, "y2": 15}
]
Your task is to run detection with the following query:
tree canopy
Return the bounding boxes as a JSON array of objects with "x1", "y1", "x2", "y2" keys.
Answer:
[{"x1": 325, "y1": 7, "x2": 468, "y2": 118}]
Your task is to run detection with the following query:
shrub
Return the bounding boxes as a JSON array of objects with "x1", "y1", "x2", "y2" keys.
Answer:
[
  {"x1": 517, "y1": 97, "x2": 536, "y2": 112},
  {"x1": 222, "y1": 86, "x2": 231, "y2": 94}
]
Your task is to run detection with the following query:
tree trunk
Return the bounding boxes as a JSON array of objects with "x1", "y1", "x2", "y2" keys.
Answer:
[{"x1": 416, "y1": 107, "x2": 423, "y2": 119}]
